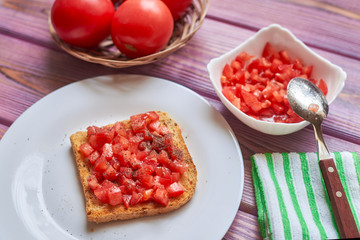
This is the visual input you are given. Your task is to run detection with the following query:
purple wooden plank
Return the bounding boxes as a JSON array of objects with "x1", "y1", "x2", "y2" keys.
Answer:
[
  {"x1": 223, "y1": 209, "x2": 262, "y2": 240},
  {"x1": 207, "y1": 0, "x2": 360, "y2": 60}
]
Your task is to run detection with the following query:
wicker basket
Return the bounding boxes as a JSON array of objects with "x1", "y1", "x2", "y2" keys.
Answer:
[{"x1": 49, "y1": 0, "x2": 209, "y2": 68}]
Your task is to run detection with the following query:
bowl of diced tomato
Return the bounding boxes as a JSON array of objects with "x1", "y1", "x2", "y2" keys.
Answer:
[{"x1": 207, "y1": 24, "x2": 346, "y2": 135}]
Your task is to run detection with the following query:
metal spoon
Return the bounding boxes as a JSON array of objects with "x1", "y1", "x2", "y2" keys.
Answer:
[{"x1": 287, "y1": 77, "x2": 360, "y2": 239}]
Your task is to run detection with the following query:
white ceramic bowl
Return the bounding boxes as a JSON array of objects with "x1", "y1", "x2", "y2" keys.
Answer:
[{"x1": 207, "y1": 24, "x2": 346, "y2": 135}]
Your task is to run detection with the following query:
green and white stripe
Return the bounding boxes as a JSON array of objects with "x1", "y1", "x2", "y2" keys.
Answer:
[{"x1": 251, "y1": 152, "x2": 360, "y2": 240}]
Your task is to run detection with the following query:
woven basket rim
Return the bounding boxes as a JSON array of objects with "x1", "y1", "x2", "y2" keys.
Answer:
[{"x1": 49, "y1": 0, "x2": 209, "y2": 68}]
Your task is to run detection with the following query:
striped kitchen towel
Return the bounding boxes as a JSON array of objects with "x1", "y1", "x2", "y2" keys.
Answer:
[{"x1": 251, "y1": 152, "x2": 360, "y2": 240}]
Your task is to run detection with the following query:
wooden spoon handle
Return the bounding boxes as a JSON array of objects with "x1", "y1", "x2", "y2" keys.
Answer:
[{"x1": 319, "y1": 158, "x2": 360, "y2": 238}]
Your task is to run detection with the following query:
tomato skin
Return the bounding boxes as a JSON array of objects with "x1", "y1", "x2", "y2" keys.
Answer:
[
  {"x1": 161, "y1": 0, "x2": 192, "y2": 21},
  {"x1": 111, "y1": 0, "x2": 174, "y2": 58},
  {"x1": 51, "y1": 0, "x2": 115, "y2": 48}
]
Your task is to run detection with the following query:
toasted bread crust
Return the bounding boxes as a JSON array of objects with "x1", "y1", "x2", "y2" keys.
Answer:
[{"x1": 70, "y1": 111, "x2": 197, "y2": 223}]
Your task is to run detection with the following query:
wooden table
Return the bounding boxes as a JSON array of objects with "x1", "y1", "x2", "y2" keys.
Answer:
[{"x1": 1, "y1": 0, "x2": 359, "y2": 239}]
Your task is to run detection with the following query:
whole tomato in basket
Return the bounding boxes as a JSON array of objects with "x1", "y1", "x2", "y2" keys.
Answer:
[
  {"x1": 111, "y1": 0, "x2": 174, "y2": 59},
  {"x1": 51, "y1": 0, "x2": 115, "y2": 48},
  {"x1": 161, "y1": 0, "x2": 193, "y2": 21}
]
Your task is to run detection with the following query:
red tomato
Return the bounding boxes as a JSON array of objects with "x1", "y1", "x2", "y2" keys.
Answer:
[
  {"x1": 161, "y1": 0, "x2": 193, "y2": 21},
  {"x1": 51, "y1": 0, "x2": 115, "y2": 48},
  {"x1": 111, "y1": 0, "x2": 174, "y2": 58}
]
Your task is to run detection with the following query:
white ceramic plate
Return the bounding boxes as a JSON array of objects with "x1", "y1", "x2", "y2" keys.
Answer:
[{"x1": 0, "y1": 74, "x2": 244, "y2": 240}]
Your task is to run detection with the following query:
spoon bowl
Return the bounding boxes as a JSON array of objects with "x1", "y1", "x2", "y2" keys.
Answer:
[{"x1": 287, "y1": 77, "x2": 328, "y2": 124}]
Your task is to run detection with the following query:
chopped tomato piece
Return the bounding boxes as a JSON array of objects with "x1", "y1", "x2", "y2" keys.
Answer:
[
  {"x1": 170, "y1": 172, "x2": 180, "y2": 183},
  {"x1": 166, "y1": 182, "x2": 185, "y2": 197},
  {"x1": 102, "y1": 143, "x2": 113, "y2": 160},
  {"x1": 222, "y1": 63, "x2": 234, "y2": 79},
  {"x1": 103, "y1": 165, "x2": 118, "y2": 181},
  {"x1": 155, "y1": 166, "x2": 172, "y2": 179},
  {"x1": 262, "y1": 42, "x2": 279, "y2": 60},
  {"x1": 130, "y1": 113, "x2": 147, "y2": 133},
  {"x1": 122, "y1": 194, "x2": 132, "y2": 209},
  {"x1": 153, "y1": 188, "x2": 169, "y2": 206},
  {"x1": 146, "y1": 111, "x2": 159, "y2": 122},
  {"x1": 113, "y1": 121, "x2": 128, "y2": 137},
  {"x1": 141, "y1": 189, "x2": 154, "y2": 202},
  {"x1": 317, "y1": 79, "x2": 328, "y2": 95},
  {"x1": 138, "y1": 174, "x2": 154, "y2": 188},
  {"x1": 130, "y1": 192, "x2": 143, "y2": 206},
  {"x1": 87, "y1": 175, "x2": 101, "y2": 190},
  {"x1": 88, "y1": 150, "x2": 100, "y2": 164},
  {"x1": 154, "y1": 175, "x2": 172, "y2": 187},
  {"x1": 169, "y1": 160, "x2": 189, "y2": 174},
  {"x1": 87, "y1": 126, "x2": 99, "y2": 138},
  {"x1": 241, "y1": 90, "x2": 262, "y2": 113},
  {"x1": 119, "y1": 167, "x2": 133, "y2": 179},
  {"x1": 79, "y1": 142, "x2": 94, "y2": 157},
  {"x1": 94, "y1": 187, "x2": 109, "y2": 203},
  {"x1": 121, "y1": 177, "x2": 137, "y2": 193},
  {"x1": 108, "y1": 186, "x2": 123, "y2": 206},
  {"x1": 94, "y1": 157, "x2": 108, "y2": 173}
]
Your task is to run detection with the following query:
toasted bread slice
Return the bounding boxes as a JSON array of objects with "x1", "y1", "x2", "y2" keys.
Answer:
[{"x1": 70, "y1": 111, "x2": 197, "y2": 223}]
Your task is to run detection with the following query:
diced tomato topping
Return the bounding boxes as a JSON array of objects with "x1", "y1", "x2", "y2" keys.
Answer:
[
  {"x1": 78, "y1": 112, "x2": 188, "y2": 207},
  {"x1": 87, "y1": 126, "x2": 98, "y2": 138},
  {"x1": 154, "y1": 175, "x2": 172, "y2": 187},
  {"x1": 153, "y1": 188, "x2": 169, "y2": 206},
  {"x1": 122, "y1": 194, "x2": 131, "y2": 209},
  {"x1": 88, "y1": 150, "x2": 100, "y2": 164},
  {"x1": 317, "y1": 78, "x2": 328, "y2": 95},
  {"x1": 169, "y1": 160, "x2": 189, "y2": 174},
  {"x1": 87, "y1": 175, "x2": 101, "y2": 190},
  {"x1": 94, "y1": 187, "x2": 109, "y2": 203},
  {"x1": 119, "y1": 167, "x2": 133, "y2": 179},
  {"x1": 166, "y1": 182, "x2": 185, "y2": 197},
  {"x1": 103, "y1": 165, "x2": 118, "y2": 181},
  {"x1": 94, "y1": 157, "x2": 108, "y2": 173},
  {"x1": 130, "y1": 113, "x2": 147, "y2": 133},
  {"x1": 102, "y1": 143, "x2": 113, "y2": 160},
  {"x1": 79, "y1": 142, "x2": 94, "y2": 157},
  {"x1": 220, "y1": 42, "x2": 328, "y2": 123},
  {"x1": 171, "y1": 172, "x2": 181, "y2": 183},
  {"x1": 146, "y1": 111, "x2": 160, "y2": 122},
  {"x1": 138, "y1": 174, "x2": 154, "y2": 188},
  {"x1": 113, "y1": 121, "x2": 128, "y2": 137},
  {"x1": 108, "y1": 186, "x2": 123, "y2": 206},
  {"x1": 130, "y1": 192, "x2": 143, "y2": 206},
  {"x1": 141, "y1": 189, "x2": 154, "y2": 202}
]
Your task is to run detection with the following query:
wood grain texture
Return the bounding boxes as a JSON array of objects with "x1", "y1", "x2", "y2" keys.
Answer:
[{"x1": 0, "y1": 0, "x2": 360, "y2": 239}]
